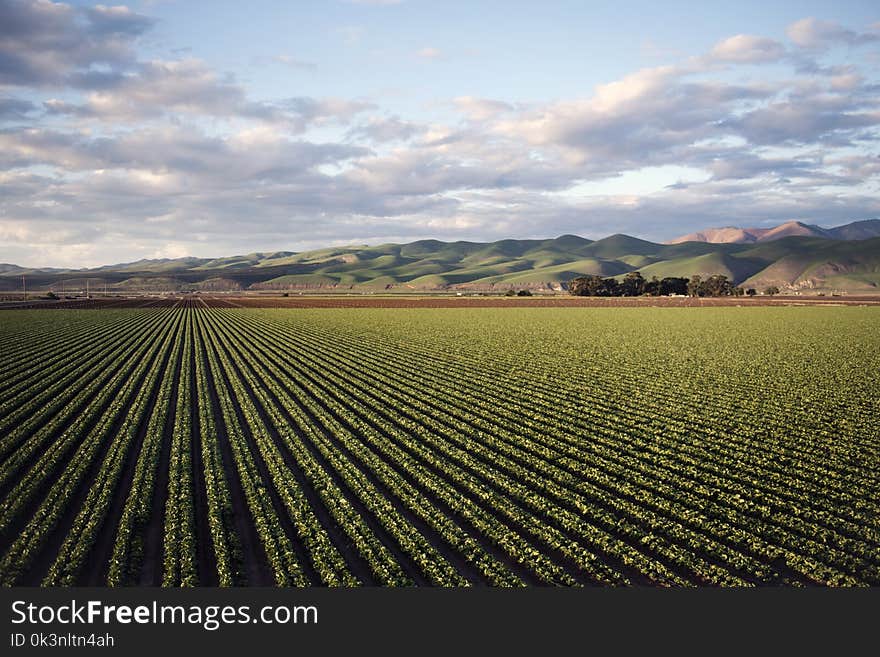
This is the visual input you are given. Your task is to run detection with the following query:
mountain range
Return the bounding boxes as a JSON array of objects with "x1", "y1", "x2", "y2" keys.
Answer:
[
  {"x1": 2, "y1": 219, "x2": 879, "y2": 294},
  {"x1": 667, "y1": 219, "x2": 880, "y2": 244}
]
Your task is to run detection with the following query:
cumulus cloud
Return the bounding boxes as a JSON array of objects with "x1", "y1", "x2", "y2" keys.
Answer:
[
  {"x1": 0, "y1": 96, "x2": 36, "y2": 119},
  {"x1": 84, "y1": 4, "x2": 156, "y2": 36},
  {"x1": 722, "y1": 98, "x2": 880, "y2": 146},
  {"x1": 0, "y1": 124, "x2": 370, "y2": 179},
  {"x1": 280, "y1": 97, "x2": 376, "y2": 126},
  {"x1": 453, "y1": 96, "x2": 515, "y2": 121},
  {"x1": 705, "y1": 153, "x2": 820, "y2": 181},
  {"x1": 48, "y1": 59, "x2": 250, "y2": 119},
  {"x1": 787, "y1": 18, "x2": 879, "y2": 50},
  {"x1": 493, "y1": 66, "x2": 776, "y2": 175},
  {"x1": 708, "y1": 34, "x2": 786, "y2": 63},
  {"x1": 0, "y1": 0, "x2": 154, "y2": 87},
  {"x1": 346, "y1": 115, "x2": 424, "y2": 142},
  {"x1": 37, "y1": 58, "x2": 374, "y2": 130}
]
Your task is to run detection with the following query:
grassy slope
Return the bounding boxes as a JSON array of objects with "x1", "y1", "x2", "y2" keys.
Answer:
[
  {"x1": 741, "y1": 237, "x2": 880, "y2": 291},
  {"x1": 637, "y1": 252, "x2": 768, "y2": 283}
]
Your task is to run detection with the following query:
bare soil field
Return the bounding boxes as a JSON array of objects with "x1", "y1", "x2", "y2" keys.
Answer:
[
  {"x1": 198, "y1": 295, "x2": 880, "y2": 308},
  {"x1": 2, "y1": 294, "x2": 879, "y2": 310},
  {"x1": 0, "y1": 297, "x2": 182, "y2": 310}
]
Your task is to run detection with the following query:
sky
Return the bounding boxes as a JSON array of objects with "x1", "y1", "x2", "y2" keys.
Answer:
[{"x1": 1, "y1": 0, "x2": 879, "y2": 267}]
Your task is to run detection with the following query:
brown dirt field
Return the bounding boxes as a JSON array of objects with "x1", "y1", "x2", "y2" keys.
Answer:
[
  {"x1": 0, "y1": 297, "x2": 184, "y2": 310},
  {"x1": 2, "y1": 294, "x2": 879, "y2": 310},
  {"x1": 199, "y1": 295, "x2": 880, "y2": 308}
]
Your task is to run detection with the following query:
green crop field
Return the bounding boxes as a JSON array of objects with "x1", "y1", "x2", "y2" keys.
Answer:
[{"x1": 0, "y1": 306, "x2": 878, "y2": 586}]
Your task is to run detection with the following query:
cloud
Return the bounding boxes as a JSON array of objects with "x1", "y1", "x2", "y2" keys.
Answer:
[
  {"x1": 705, "y1": 153, "x2": 820, "y2": 181},
  {"x1": 279, "y1": 97, "x2": 376, "y2": 129},
  {"x1": 493, "y1": 66, "x2": 774, "y2": 174},
  {"x1": 346, "y1": 0, "x2": 403, "y2": 5},
  {"x1": 828, "y1": 72, "x2": 863, "y2": 91},
  {"x1": 722, "y1": 100, "x2": 880, "y2": 146},
  {"x1": 48, "y1": 59, "x2": 250, "y2": 120},
  {"x1": 708, "y1": 35, "x2": 786, "y2": 63},
  {"x1": 84, "y1": 4, "x2": 156, "y2": 36},
  {"x1": 0, "y1": 124, "x2": 370, "y2": 179},
  {"x1": 453, "y1": 97, "x2": 514, "y2": 121},
  {"x1": 346, "y1": 115, "x2": 424, "y2": 142},
  {"x1": 39, "y1": 59, "x2": 373, "y2": 129},
  {"x1": 416, "y1": 47, "x2": 442, "y2": 59},
  {"x1": 787, "y1": 18, "x2": 879, "y2": 50},
  {"x1": 0, "y1": 96, "x2": 37, "y2": 120},
  {"x1": 0, "y1": 0, "x2": 154, "y2": 87}
]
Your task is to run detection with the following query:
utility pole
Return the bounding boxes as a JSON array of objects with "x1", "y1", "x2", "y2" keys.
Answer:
[
  {"x1": 86, "y1": 279, "x2": 90, "y2": 298},
  {"x1": 22, "y1": 275, "x2": 26, "y2": 301}
]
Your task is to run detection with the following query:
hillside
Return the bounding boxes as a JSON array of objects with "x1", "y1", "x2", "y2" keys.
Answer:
[
  {"x1": 739, "y1": 238, "x2": 880, "y2": 293},
  {"x1": 3, "y1": 231, "x2": 879, "y2": 294},
  {"x1": 668, "y1": 219, "x2": 879, "y2": 244}
]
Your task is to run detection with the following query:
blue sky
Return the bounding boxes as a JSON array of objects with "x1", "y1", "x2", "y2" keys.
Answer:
[
  {"x1": 136, "y1": 1, "x2": 878, "y2": 116},
  {"x1": 1, "y1": 0, "x2": 879, "y2": 266}
]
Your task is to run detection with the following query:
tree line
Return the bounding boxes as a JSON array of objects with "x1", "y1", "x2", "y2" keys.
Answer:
[{"x1": 568, "y1": 272, "x2": 780, "y2": 297}]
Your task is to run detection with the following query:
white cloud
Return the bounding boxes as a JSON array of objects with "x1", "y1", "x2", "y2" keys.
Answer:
[
  {"x1": 491, "y1": 65, "x2": 748, "y2": 171},
  {"x1": 346, "y1": 116, "x2": 424, "y2": 142},
  {"x1": 453, "y1": 97, "x2": 514, "y2": 121},
  {"x1": 787, "y1": 17, "x2": 879, "y2": 50},
  {"x1": 709, "y1": 35, "x2": 786, "y2": 63},
  {"x1": 828, "y1": 73, "x2": 862, "y2": 91},
  {"x1": 38, "y1": 58, "x2": 374, "y2": 130}
]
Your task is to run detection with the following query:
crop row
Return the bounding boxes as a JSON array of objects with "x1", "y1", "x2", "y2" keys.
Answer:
[{"x1": 0, "y1": 305, "x2": 876, "y2": 586}]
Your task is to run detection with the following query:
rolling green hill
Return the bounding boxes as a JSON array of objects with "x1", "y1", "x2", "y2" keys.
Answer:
[
  {"x1": 740, "y1": 238, "x2": 880, "y2": 293},
  {"x1": 3, "y1": 232, "x2": 878, "y2": 294},
  {"x1": 636, "y1": 252, "x2": 766, "y2": 283}
]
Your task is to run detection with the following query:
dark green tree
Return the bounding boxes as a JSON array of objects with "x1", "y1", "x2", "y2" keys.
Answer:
[
  {"x1": 704, "y1": 275, "x2": 734, "y2": 296},
  {"x1": 619, "y1": 271, "x2": 646, "y2": 297},
  {"x1": 643, "y1": 276, "x2": 661, "y2": 296},
  {"x1": 659, "y1": 277, "x2": 689, "y2": 295},
  {"x1": 569, "y1": 275, "x2": 619, "y2": 296}
]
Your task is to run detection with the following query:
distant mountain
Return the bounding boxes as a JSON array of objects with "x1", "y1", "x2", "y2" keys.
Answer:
[
  {"x1": 828, "y1": 220, "x2": 880, "y2": 241},
  {"x1": 668, "y1": 219, "x2": 880, "y2": 244},
  {"x1": 2, "y1": 230, "x2": 879, "y2": 294},
  {"x1": 668, "y1": 227, "x2": 766, "y2": 244}
]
